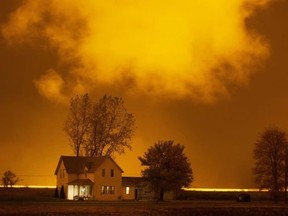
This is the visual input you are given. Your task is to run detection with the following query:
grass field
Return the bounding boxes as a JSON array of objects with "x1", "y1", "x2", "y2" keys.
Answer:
[{"x1": 1, "y1": 188, "x2": 288, "y2": 215}]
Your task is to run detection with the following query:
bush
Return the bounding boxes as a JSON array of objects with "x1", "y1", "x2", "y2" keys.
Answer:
[{"x1": 60, "y1": 186, "x2": 65, "y2": 199}]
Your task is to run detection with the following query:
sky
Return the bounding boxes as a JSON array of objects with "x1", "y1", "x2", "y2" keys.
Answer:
[{"x1": 0, "y1": 0, "x2": 287, "y2": 188}]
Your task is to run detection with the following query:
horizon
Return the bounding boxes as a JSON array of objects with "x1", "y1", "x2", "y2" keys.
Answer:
[{"x1": 1, "y1": 185, "x2": 266, "y2": 193}]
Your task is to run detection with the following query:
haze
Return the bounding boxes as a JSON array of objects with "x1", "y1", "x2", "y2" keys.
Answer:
[{"x1": 0, "y1": 0, "x2": 287, "y2": 188}]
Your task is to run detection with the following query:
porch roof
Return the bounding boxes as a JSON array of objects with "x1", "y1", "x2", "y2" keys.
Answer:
[{"x1": 68, "y1": 179, "x2": 94, "y2": 185}]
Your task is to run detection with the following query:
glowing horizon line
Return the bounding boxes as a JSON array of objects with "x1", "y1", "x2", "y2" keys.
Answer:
[
  {"x1": 0, "y1": 185, "x2": 56, "y2": 189},
  {"x1": 184, "y1": 187, "x2": 267, "y2": 192},
  {"x1": 1, "y1": 185, "x2": 267, "y2": 192}
]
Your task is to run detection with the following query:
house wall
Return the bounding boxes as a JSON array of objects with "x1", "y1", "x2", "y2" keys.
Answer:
[
  {"x1": 56, "y1": 160, "x2": 83, "y2": 199},
  {"x1": 121, "y1": 185, "x2": 174, "y2": 201},
  {"x1": 122, "y1": 186, "x2": 156, "y2": 200},
  {"x1": 56, "y1": 161, "x2": 69, "y2": 198},
  {"x1": 93, "y1": 158, "x2": 122, "y2": 200},
  {"x1": 122, "y1": 186, "x2": 136, "y2": 200}
]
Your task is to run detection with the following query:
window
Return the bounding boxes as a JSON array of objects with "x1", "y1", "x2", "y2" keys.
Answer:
[
  {"x1": 102, "y1": 169, "x2": 105, "y2": 177},
  {"x1": 125, "y1": 187, "x2": 130, "y2": 195},
  {"x1": 110, "y1": 169, "x2": 114, "y2": 177},
  {"x1": 101, "y1": 186, "x2": 115, "y2": 194}
]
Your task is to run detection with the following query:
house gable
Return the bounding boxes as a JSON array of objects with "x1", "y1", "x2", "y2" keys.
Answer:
[
  {"x1": 92, "y1": 157, "x2": 123, "y2": 200},
  {"x1": 55, "y1": 155, "x2": 124, "y2": 201},
  {"x1": 55, "y1": 156, "x2": 123, "y2": 175}
]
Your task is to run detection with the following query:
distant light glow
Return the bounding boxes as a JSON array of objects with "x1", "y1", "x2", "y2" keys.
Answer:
[
  {"x1": 184, "y1": 187, "x2": 267, "y2": 192},
  {"x1": 0, "y1": 185, "x2": 56, "y2": 188}
]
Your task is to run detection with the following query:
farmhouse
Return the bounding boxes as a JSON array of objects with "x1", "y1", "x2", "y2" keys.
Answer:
[
  {"x1": 55, "y1": 156, "x2": 124, "y2": 200},
  {"x1": 55, "y1": 155, "x2": 174, "y2": 200}
]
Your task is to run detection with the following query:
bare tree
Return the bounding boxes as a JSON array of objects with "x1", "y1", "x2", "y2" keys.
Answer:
[
  {"x1": 85, "y1": 95, "x2": 135, "y2": 157},
  {"x1": 2, "y1": 170, "x2": 19, "y2": 187},
  {"x1": 253, "y1": 127, "x2": 288, "y2": 203},
  {"x1": 64, "y1": 94, "x2": 135, "y2": 157},
  {"x1": 64, "y1": 94, "x2": 91, "y2": 157},
  {"x1": 139, "y1": 140, "x2": 193, "y2": 201}
]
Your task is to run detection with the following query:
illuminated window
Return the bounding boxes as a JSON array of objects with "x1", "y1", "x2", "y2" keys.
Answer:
[
  {"x1": 102, "y1": 169, "x2": 105, "y2": 177},
  {"x1": 111, "y1": 169, "x2": 114, "y2": 177},
  {"x1": 101, "y1": 186, "x2": 115, "y2": 194},
  {"x1": 125, "y1": 187, "x2": 130, "y2": 195},
  {"x1": 110, "y1": 186, "x2": 115, "y2": 194}
]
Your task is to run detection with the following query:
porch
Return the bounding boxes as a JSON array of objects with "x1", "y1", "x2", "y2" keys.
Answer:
[{"x1": 67, "y1": 179, "x2": 94, "y2": 200}]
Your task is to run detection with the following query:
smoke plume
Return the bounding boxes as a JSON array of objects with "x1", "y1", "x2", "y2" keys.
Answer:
[{"x1": 2, "y1": 0, "x2": 270, "y2": 103}]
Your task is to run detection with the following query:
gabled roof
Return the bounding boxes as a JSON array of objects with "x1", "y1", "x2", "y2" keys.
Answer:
[{"x1": 54, "y1": 155, "x2": 123, "y2": 175}]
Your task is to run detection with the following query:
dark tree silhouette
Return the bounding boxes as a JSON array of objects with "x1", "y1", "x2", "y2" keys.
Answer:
[
  {"x1": 253, "y1": 127, "x2": 288, "y2": 203},
  {"x1": 1, "y1": 170, "x2": 19, "y2": 187},
  {"x1": 64, "y1": 94, "x2": 135, "y2": 157},
  {"x1": 54, "y1": 187, "x2": 59, "y2": 198},
  {"x1": 60, "y1": 185, "x2": 65, "y2": 199},
  {"x1": 64, "y1": 94, "x2": 91, "y2": 157},
  {"x1": 138, "y1": 140, "x2": 193, "y2": 201}
]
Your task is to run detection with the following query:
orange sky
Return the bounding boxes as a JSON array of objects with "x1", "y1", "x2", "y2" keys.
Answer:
[{"x1": 0, "y1": 0, "x2": 287, "y2": 188}]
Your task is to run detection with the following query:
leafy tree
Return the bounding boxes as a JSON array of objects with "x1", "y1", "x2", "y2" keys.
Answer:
[
  {"x1": 1, "y1": 170, "x2": 19, "y2": 187},
  {"x1": 64, "y1": 94, "x2": 135, "y2": 157},
  {"x1": 64, "y1": 94, "x2": 91, "y2": 157},
  {"x1": 138, "y1": 140, "x2": 193, "y2": 201},
  {"x1": 253, "y1": 127, "x2": 288, "y2": 203}
]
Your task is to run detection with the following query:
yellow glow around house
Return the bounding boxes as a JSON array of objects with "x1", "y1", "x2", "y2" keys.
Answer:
[{"x1": 2, "y1": 0, "x2": 270, "y2": 103}]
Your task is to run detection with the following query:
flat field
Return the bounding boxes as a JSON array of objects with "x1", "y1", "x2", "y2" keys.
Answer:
[{"x1": 1, "y1": 188, "x2": 288, "y2": 215}]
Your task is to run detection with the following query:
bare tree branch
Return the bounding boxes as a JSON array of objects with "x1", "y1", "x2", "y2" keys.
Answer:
[
  {"x1": 253, "y1": 127, "x2": 288, "y2": 203},
  {"x1": 63, "y1": 94, "x2": 91, "y2": 157},
  {"x1": 64, "y1": 94, "x2": 135, "y2": 157}
]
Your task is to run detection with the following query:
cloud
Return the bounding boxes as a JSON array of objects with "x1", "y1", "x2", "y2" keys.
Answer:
[
  {"x1": 2, "y1": 0, "x2": 271, "y2": 103},
  {"x1": 33, "y1": 69, "x2": 67, "y2": 103}
]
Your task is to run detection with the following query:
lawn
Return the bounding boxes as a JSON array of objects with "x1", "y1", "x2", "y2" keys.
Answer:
[{"x1": 1, "y1": 188, "x2": 288, "y2": 215}]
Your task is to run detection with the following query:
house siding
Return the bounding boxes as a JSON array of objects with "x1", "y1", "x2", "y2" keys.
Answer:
[
  {"x1": 55, "y1": 156, "x2": 123, "y2": 200},
  {"x1": 56, "y1": 161, "x2": 69, "y2": 197},
  {"x1": 122, "y1": 186, "x2": 136, "y2": 200},
  {"x1": 93, "y1": 158, "x2": 122, "y2": 200}
]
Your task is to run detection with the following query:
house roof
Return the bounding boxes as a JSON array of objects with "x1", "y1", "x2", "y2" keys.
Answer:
[
  {"x1": 54, "y1": 155, "x2": 124, "y2": 175},
  {"x1": 122, "y1": 177, "x2": 146, "y2": 187},
  {"x1": 68, "y1": 178, "x2": 94, "y2": 185}
]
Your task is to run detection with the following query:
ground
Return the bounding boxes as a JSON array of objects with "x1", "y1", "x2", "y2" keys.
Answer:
[{"x1": 1, "y1": 188, "x2": 288, "y2": 215}]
